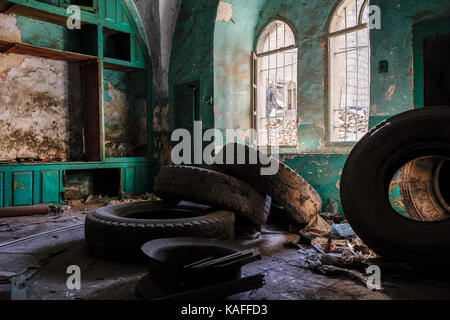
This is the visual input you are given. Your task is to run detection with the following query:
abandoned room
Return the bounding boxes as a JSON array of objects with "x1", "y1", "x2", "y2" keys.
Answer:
[{"x1": 0, "y1": 0, "x2": 449, "y2": 303}]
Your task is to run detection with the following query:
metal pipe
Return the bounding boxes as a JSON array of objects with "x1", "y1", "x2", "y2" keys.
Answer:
[{"x1": 0, "y1": 223, "x2": 84, "y2": 249}]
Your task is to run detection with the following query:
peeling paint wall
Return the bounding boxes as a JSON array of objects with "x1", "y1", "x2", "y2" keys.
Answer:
[
  {"x1": 369, "y1": 0, "x2": 450, "y2": 127},
  {"x1": 104, "y1": 69, "x2": 148, "y2": 158},
  {"x1": 0, "y1": 13, "x2": 83, "y2": 162},
  {"x1": 214, "y1": 0, "x2": 266, "y2": 131}
]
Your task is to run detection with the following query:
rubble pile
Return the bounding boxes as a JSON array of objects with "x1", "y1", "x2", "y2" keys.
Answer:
[
  {"x1": 262, "y1": 117, "x2": 297, "y2": 147},
  {"x1": 286, "y1": 200, "x2": 379, "y2": 282}
]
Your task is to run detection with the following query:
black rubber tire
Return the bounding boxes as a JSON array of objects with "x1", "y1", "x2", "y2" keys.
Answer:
[
  {"x1": 399, "y1": 156, "x2": 449, "y2": 221},
  {"x1": 85, "y1": 201, "x2": 235, "y2": 261},
  {"x1": 340, "y1": 107, "x2": 450, "y2": 267},
  {"x1": 213, "y1": 143, "x2": 322, "y2": 224},
  {"x1": 154, "y1": 166, "x2": 272, "y2": 225}
]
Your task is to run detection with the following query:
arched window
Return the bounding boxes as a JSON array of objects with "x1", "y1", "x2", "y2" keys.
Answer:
[
  {"x1": 328, "y1": 0, "x2": 370, "y2": 142},
  {"x1": 254, "y1": 20, "x2": 298, "y2": 147}
]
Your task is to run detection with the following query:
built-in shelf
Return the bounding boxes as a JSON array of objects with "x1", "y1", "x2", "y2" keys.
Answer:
[
  {"x1": 103, "y1": 57, "x2": 145, "y2": 72},
  {"x1": 103, "y1": 28, "x2": 131, "y2": 62},
  {"x1": 0, "y1": 1, "x2": 91, "y2": 27},
  {"x1": 0, "y1": 38, "x2": 97, "y2": 62}
]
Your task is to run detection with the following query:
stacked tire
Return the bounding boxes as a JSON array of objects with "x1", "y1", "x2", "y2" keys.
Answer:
[{"x1": 85, "y1": 143, "x2": 322, "y2": 261}]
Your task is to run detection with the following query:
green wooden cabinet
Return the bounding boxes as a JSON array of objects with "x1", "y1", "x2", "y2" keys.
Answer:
[
  {"x1": 0, "y1": 162, "x2": 152, "y2": 207},
  {"x1": 41, "y1": 171, "x2": 60, "y2": 204},
  {"x1": 12, "y1": 172, "x2": 33, "y2": 206}
]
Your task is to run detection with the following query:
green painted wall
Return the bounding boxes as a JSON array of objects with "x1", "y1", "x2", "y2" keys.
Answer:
[
  {"x1": 169, "y1": 0, "x2": 450, "y2": 213},
  {"x1": 169, "y1": 0, "x2": 218, "y2": 130},
  {"x1": 369, "y1": 0, "x2": 450, "y2": 127}
]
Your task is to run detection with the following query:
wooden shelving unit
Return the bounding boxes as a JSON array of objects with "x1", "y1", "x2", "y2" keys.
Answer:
[
  {"x1": 0, "y1": 38, "x2": 97, "y2": 62},
  {"x1": 0, "y1": 1, "x2": 91, "y2": 26}
]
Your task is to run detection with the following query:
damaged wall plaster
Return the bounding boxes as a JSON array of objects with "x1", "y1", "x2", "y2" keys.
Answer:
[
  {"x1": 0, "y1": 13, "x2": 22, "y2": 42},
  {"x1": 0, "y1": 13, "x2": 83, "y2": 162},
  {"x1": 216, "y1": 1, "x2": 233, "y2": 22},
  {"x1": 0, "y1": 54, "x2": 83, "y2": 161},
  {"x1": 104, "y1": 70, "x2": 148, "y2": 158}
]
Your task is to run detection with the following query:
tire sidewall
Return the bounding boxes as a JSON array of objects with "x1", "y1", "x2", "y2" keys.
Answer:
[{"x1": 341, "y1": 107, "x2": 450, "y2": 264}]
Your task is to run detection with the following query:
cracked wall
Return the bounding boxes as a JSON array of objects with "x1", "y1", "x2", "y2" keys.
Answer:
[
  {"x1": 104, "y1": 69, "x2": 148, "y2": 158},
  {"x1": 0, "y1": 13, "x2": 83, "y2": 162}
]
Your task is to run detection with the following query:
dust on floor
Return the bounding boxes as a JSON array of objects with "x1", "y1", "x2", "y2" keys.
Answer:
[{"x1": 1, "y1": 206, "x2": 450, "y2": 300}]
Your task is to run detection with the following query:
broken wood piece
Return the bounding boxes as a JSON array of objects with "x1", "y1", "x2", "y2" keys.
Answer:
[{"x1": 0, "y1": 204, "x2": 49, "y2": 218}]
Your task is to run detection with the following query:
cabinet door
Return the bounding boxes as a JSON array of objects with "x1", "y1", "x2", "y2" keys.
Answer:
[
  {"x1": 42, "y1": 171, "x2": 60, "y2": 204},
  {"x1": 0, "y1": 172, "x2": 3, "y2": 207},
  {"x1": 122, "y1": 167, "x2": 136, "y2": 195},
  {"x1": 13, "y1": 172, "x2": 33, "y2": 206}
]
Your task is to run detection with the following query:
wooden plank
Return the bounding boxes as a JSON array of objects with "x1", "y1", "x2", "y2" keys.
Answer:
[
  {"x1": 82, "y1": 60, "x2": 102, "y2": 161},
  {"x1": 0, "y1": 38, "x2": 97, "y2": 62},
  {"x1": 103, "y1": 61, "x2": 143, "y2": 72},
  {"x1": 0, "y1": 41, "x2": 14, "y2": 53},
  {"x1": 3, "y1": 4, "x2": 84, "y2": 26},
  {"x1": 0, "y1": 2, "x2": 15, "y2": 14}
]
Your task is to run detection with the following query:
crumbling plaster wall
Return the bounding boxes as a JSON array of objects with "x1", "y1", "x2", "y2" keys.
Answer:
[
  {"x1": 0, "y1": 13, "x2": 83, "y2": 162},
  {"x1": 104, "y1": 69, "x2": 148, "y2": 158}
]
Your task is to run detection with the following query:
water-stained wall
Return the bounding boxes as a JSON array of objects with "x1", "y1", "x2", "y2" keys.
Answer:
[
  {"x1": 0, "y1": 13, "x2": 83, "y2": 162},
  {"x1": 104, "y1": 69, "x2": 148, "y2": 158}
]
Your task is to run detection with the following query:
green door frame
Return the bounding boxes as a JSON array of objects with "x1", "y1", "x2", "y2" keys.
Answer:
[{"x1": 413, "y1": 18, "x2": 450, "y2": 109}]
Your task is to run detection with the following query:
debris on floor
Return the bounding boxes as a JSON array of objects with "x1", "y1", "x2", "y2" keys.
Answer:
[
  {"x1": 106, "y1": 192, "x2": 161, "y2": 206},
  {"x1": 332, "y1": 223, "x2": 356, "y2": 239},
  {"x1": 284, "y1": 213, "x2": 380, "y2": 287},
  {"x1": 302, "y1": 214, "x2": 332, "y2": 237}
]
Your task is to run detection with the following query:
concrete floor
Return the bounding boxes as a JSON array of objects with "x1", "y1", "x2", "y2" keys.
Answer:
[{"x1": 1, "y1": 205, "x2": 450, "y2": 300}]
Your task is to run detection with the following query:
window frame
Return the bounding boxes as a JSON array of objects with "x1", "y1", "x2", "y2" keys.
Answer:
[
  {"x1": 325, "y1": 0, "x2": 370, "y2": 146},
  {"x1": 253, "y1": 17, "x2": 299, "y2": 149}
]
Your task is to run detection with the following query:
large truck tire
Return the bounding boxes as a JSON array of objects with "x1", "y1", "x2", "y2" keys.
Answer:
[
  {"x1": 399, "y1": 156, "x2": 450, "y2": 221},
  {"x1": 213, "y1": 143, "x2": 322, "y2": 224},
  {"x1": 340, "y1": 107, "x2": 450, "y2": 267},
  {"x1": 154, "y1": 166, "x2": 271, "y2": 225},
  {"x1": 85, "y1": 201, "x2": 235, "y2": 261}
]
